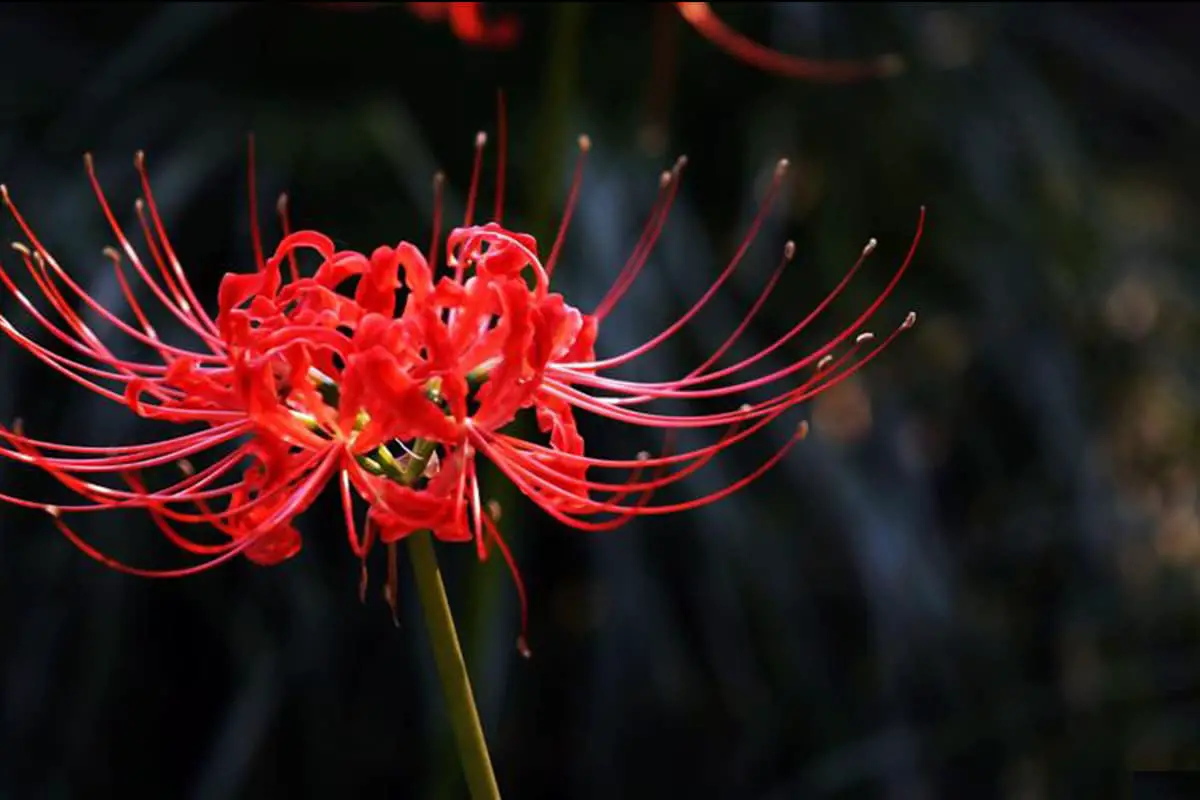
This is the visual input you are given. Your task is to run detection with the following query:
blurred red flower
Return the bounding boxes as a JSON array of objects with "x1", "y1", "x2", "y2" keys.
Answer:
[{"x1": 317, "y1": 2, "x2": 903, "y2": 81}]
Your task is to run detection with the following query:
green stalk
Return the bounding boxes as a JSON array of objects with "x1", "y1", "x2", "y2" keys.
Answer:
[{"x1": 399, "y1": 440, "x2": 501, "y2": 800}]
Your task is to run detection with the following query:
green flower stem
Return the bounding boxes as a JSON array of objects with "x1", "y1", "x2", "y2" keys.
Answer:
[{"x1": 402, "y1": 440, "x2": 501, "y2": 800}]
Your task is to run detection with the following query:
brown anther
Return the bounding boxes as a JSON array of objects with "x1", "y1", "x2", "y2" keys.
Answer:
[
  {"x1": 177, "y1": 459, "x2": 195, "y2": 476},
  {"x1": 783, "y1": 240, "x2": 796, "y2": 260},
  {"x1": 516, "y1": 635, "x2": 532, "y2": 659},
  {"x1": 12, "y1": 417, "x2": 24, "y2": 436},
  {"x1": 134, "y1": 150, "x2": 146, "y2": 170},
  {"x1": 578, "y1": 134, "x2": 592, "y2": 152},
  {"x1": 475, "y1": 131, "x2": 488, "y2": 148},
  {"x1": 383, "y1": 585, "x2": 400, "y2": 627},
  {"x1": 817, "y1": 355, "x2": 834, "y2": 371},
  {"x1": 636, "y1": 450, "x2": 651, "y2": 461},
  {"x1": 134, "y1": 198, "x2": 145, "y2": 213},
  {"x1": 101, "y1": 246, "x2": 121, "y2": 262},
  {"x1": 877, "y1": 54, "x2": 906, "y2": 78},
  {"x1": 487, "y1": 499, "x2": 502, "y2": 521},
  {"x1": 82, "y1": 153, "x2": 94, "y2": 171},
  {"x1": 795, "y1": 421, "x2": 810, "y2": 439},
  {"x1": 659, "y1": 170, "x2": 673, "y2": 189},
  {"x1": 774, "y1": 159, "x2": 790, "y2": 179},
  {"x1": 902, "y1": 311, "x2": 917, "y2": 329},
  {"x1": 276, "y1": 193, "x2": 289, "y2": 215},
  {"x1": 432, "y1": 171, "x2": 445, "y2": 188},
  {"x1": 11, "y1": 242, "x2": 29, "y2": 256},
  {"x1": 0, "y1": 185, "x2": 9, "y2": 206},
  {"x1": 863, "y1": 238, "x2": 878, "y2": 256},
  {"x1": 855, "y1": 332, "x2": 876, "y2": 344},
  {"x1": 45, "y1": 504, "x2": 61, "y2": 518},
  {"x1": 738, "y1": 403, "x2": 753, "y2": 413}
]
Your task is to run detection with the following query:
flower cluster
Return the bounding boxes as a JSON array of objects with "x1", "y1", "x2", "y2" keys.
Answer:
[
  {"x1": 321, "y1": 2, "x2": 903, "y2": 82},
  {"x1": 0, "y1": 133, "x2": 921, "y2": 646}
]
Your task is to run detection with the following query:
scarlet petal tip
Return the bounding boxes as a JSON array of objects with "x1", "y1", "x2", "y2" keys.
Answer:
[
  {"x1": 863, "y1": 238, "x2": 878, "y2": 256},
  {"x1": 516, "y1": 636, "x2": 532, "y2": 659},
  {"x1": 577, "y1": 134, "x2": 592, "y2": 152},
  {"x1": 903, "y1": 311, "x2": 917, "y2": 329},
  {"x1": 783, "y1": 240, "x2": 796, "y2": 260}
]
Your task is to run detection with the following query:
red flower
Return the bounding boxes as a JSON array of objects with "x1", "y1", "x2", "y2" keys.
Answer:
[
  {"x1": 316, "y1": 2, "x2": 902, "y2": 81},
  {"x1": 407, "y1": 2, "x2": 520, "y2": 48},
  {"x1": 674, "y1": 3, "x2": 904, "y2": 82},
  {"x1": 0, "y1": 129, "x2": 922, "y2": 652}
]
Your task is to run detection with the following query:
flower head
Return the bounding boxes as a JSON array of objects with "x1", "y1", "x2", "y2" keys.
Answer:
[
  {"x1": 318, "y1": 2, "x2": 903, "y2": 82},
  {"x1": 0, "y1": 127, "x2": 921, "y2": 651}
]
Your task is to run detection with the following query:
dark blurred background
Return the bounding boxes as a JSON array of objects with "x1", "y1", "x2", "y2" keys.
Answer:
[{"x1": 1, "y1": 2, "x2": 1198, "y2": 798}]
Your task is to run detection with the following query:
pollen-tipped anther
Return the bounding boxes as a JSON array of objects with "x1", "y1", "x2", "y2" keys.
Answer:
[
  {"x1": 578, "y1": 134, "x2": 592, "y2": 153},
  {"x1": 902, "y1": 311, "x2": 917, "y2": 329},
  {"x1": 877, "y1": 54, "x2": 906, "y2": 78}
]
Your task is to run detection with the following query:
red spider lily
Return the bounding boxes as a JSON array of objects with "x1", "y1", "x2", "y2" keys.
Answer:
[
  {"x1": 313, "y1": 2, "x2": 520, "y2": 48},
  {"x1": 674, "y1": 3, "x2": 904, "y2": 82},
  {"x1": 317, "y1": 2, "x2": 902, "y2": 82},
  {"x1": 0, "y1": 124, "x2": 921, "y2": 651},
  {"x1": 407, "y1": 2, "x2": 520, "y2": 48}
]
